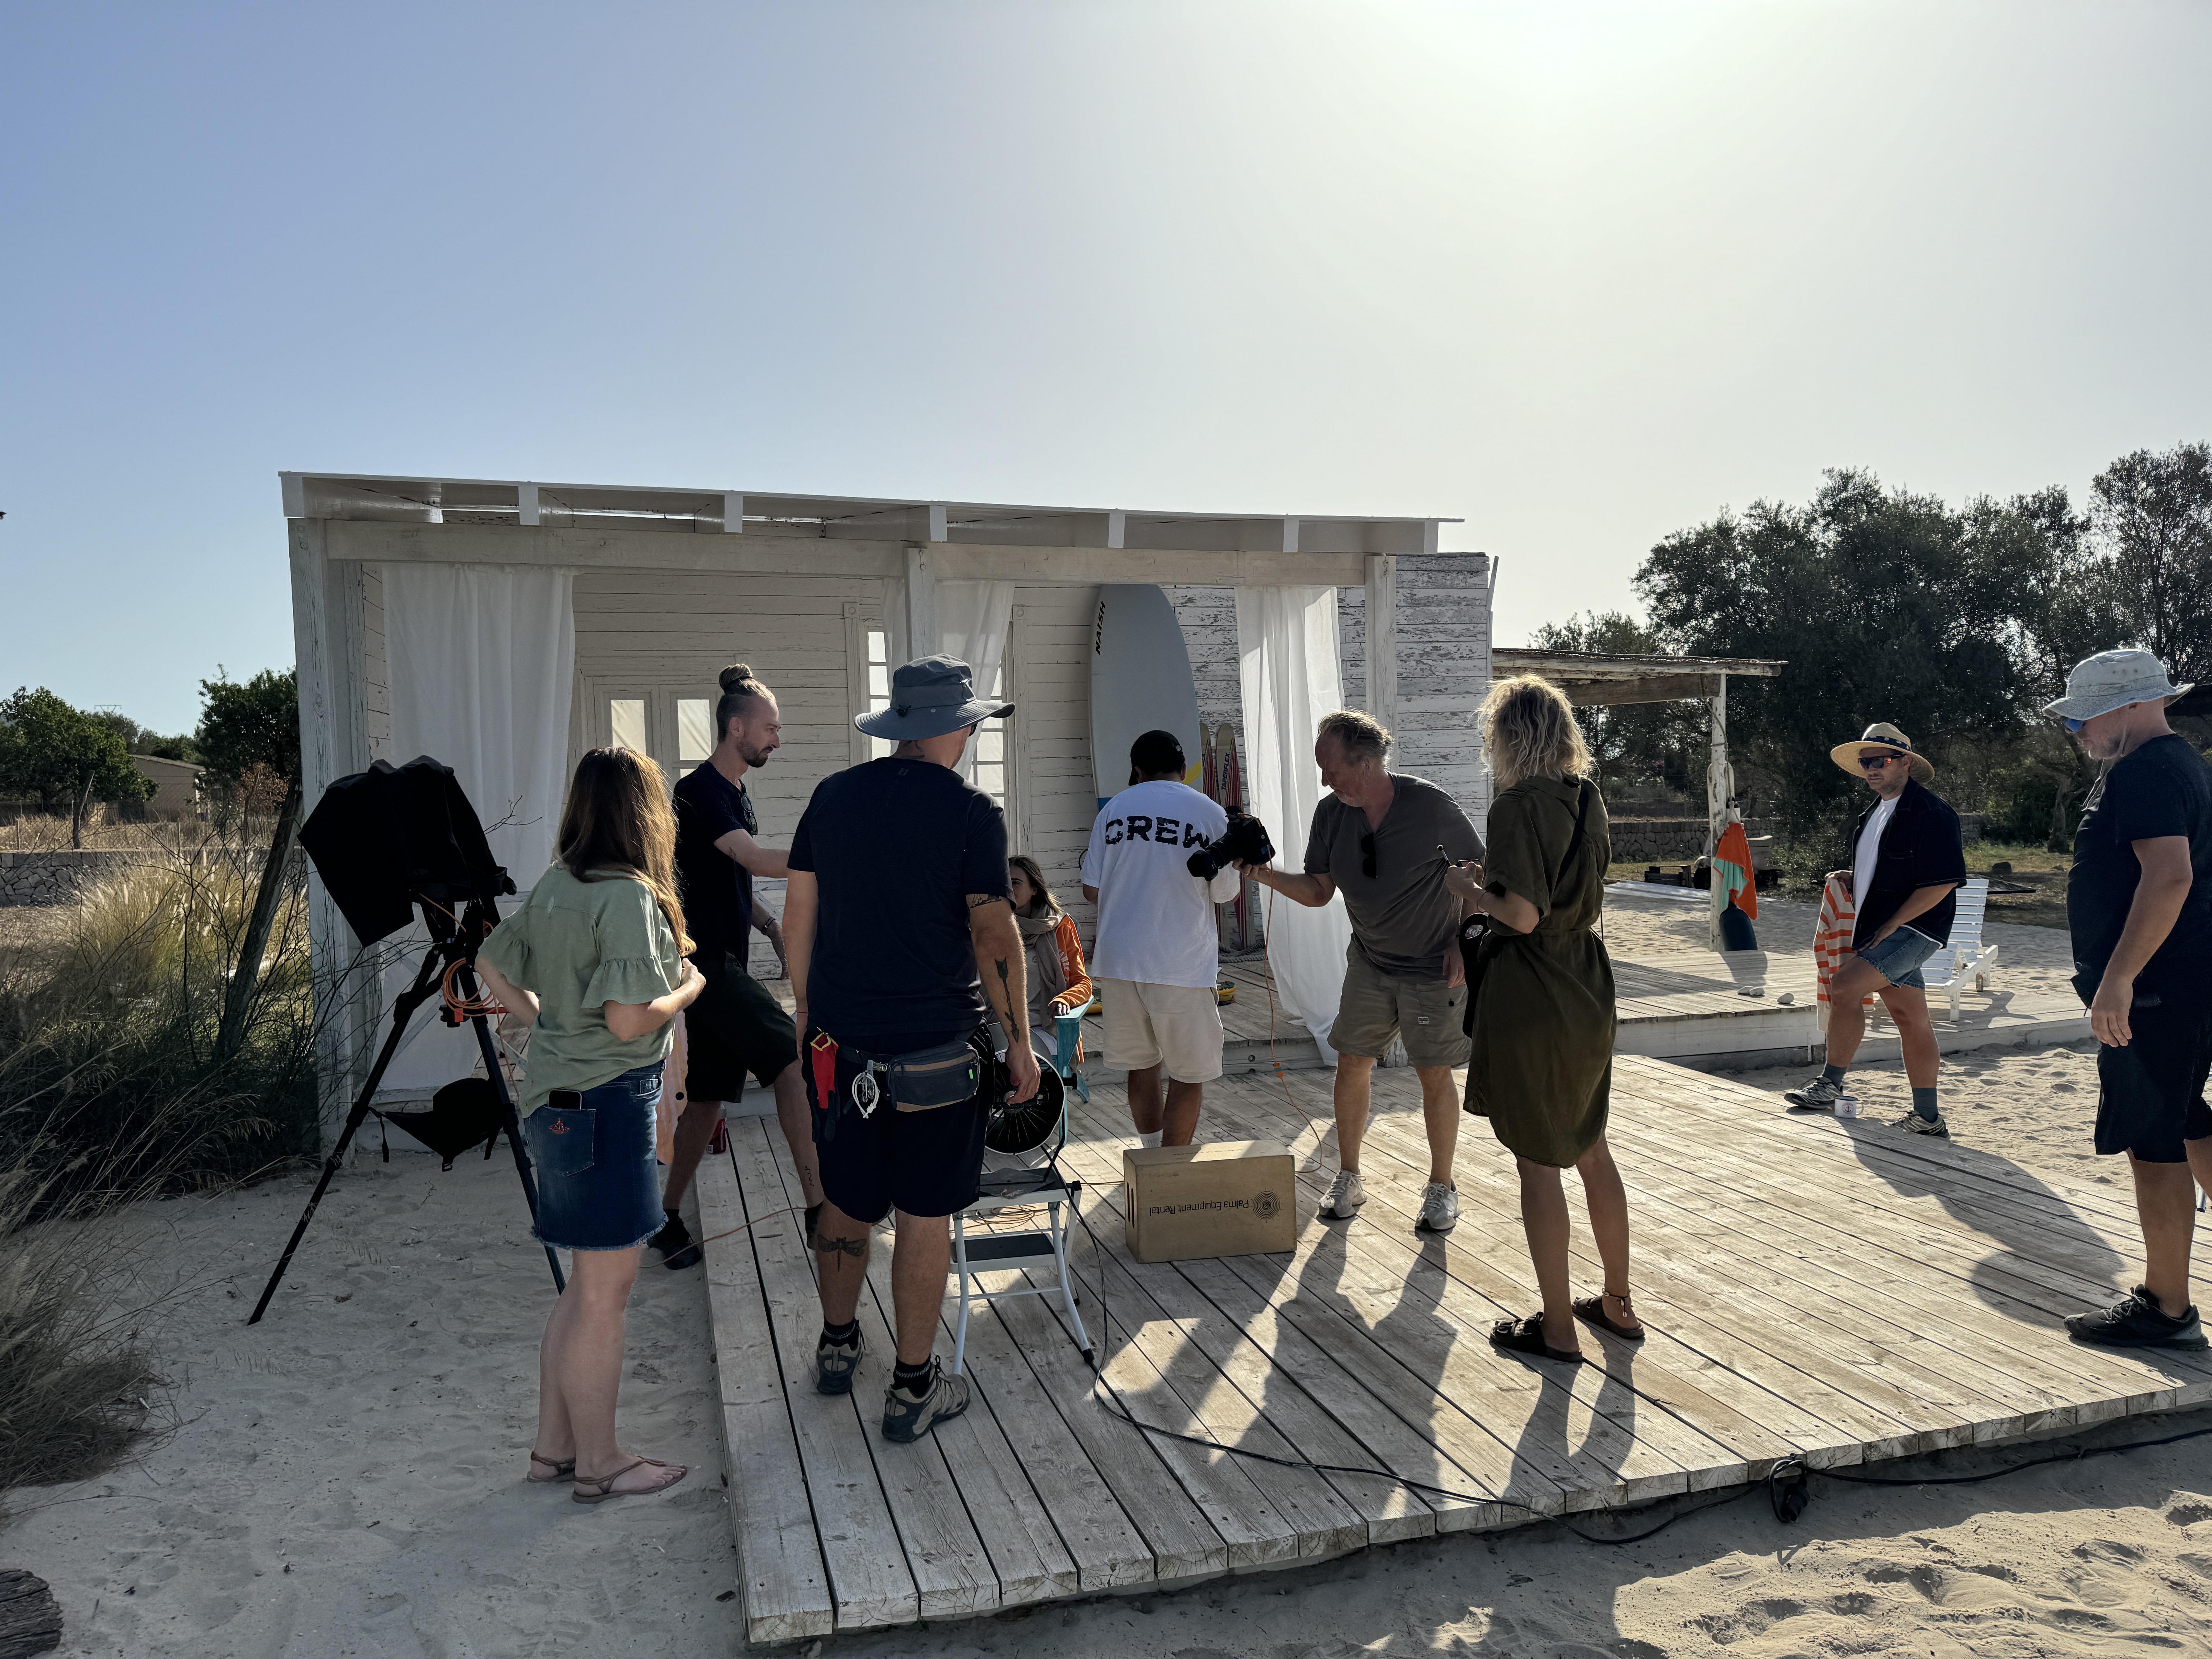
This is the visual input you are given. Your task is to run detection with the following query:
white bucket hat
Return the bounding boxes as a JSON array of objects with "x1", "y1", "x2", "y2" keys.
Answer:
[{"x1": 2041, "y1": 649, "x2": 2193, "y2": 723}]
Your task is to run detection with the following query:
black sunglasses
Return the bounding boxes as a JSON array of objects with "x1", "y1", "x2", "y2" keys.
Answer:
[
  {"x1": 1858, "y1": 754, "x2": 1898, "y2": 771},
  {"x1": 1359, "y1": 831, "x2": 1377, "y2": 879}
]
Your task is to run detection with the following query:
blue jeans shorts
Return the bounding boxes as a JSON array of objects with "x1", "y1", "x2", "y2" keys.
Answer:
[
  {"x1": 523, "y1": 1061, "x2": 665, "y2": 1252},
  {"x1": 1856, "y1": 924, "x2": 1943, "y2": 991}
]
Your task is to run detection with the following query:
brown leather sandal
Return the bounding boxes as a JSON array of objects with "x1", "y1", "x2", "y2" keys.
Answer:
[
  {"x1": 527, "y1": 1452, "x2": 575, "y2": 1484},
  {"x1": 1572, "y1": 1290, "x2": 1646, "y2": 1342},
  {"x1": 572, "y1": 1456, "x2": 688, "y2": 1505},
  {"x1": 1489, "y1": 1315, "x2": 1583, "y2": 1365}
]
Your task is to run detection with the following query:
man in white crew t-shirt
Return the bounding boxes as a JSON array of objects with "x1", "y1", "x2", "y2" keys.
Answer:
[{"x1": 1082, "y1": 730, "x2": 1243, "y2": 1147}]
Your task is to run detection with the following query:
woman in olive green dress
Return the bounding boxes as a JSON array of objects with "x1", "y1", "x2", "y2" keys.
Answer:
[{"x1": 1446, "y1": 674, "x2": 1640, "y2": 1364}]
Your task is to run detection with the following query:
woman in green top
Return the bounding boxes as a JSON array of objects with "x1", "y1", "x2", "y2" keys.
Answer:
[
  {"x1": 476, "y1": 747, "x2": 706, "y2": 1503},
  {"x1": 1446, "y1": 674, "x2": 1640, "y2": 1365}
]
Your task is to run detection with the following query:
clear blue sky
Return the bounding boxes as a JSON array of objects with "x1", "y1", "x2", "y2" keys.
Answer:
[{"x1": 4, "y1": 2, "x2": 2208, "y2": 733}]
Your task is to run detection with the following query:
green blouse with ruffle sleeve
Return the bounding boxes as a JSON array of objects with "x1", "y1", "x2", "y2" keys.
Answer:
[{"x1": 477, "y1": 866, "x2": 682, "y2": 1111}]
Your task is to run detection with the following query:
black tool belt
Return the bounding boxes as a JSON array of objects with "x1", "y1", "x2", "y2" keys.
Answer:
[{"x1": 804, "y1": 1027, "x2": 983, "y2": 1142}]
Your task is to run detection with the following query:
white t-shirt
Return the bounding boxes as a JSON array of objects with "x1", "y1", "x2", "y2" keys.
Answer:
[
  {"x1": 1080, "y1": 780, "x2": 1242, "y2": 990},
  {"x1": 1853, "y1": 795, "x2": 1899, "y2": 910}
]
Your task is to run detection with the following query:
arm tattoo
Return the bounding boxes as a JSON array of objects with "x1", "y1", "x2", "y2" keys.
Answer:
[{"x1": 968, "y1": 894, "x2": 1007, "y2": 911}]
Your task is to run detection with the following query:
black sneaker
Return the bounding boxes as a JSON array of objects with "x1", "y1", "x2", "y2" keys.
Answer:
[
  {"x1": 815, "y1": 1327, "x2": 866, "y2": 1395},
  {"x1": 651, "y1": 1213, "x2": 702, "y2": 1270},
  {"x1": 881, "y1": 1360, "x2": 970, "y2": 1443},
  {"x1": 2067, "y1": 1286, "x2": 2209, "y2": 1349}
]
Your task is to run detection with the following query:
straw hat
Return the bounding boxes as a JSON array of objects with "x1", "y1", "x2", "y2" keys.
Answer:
[{"x1": 1828, "y1": 721, "x2": 1934, "y2": 783}]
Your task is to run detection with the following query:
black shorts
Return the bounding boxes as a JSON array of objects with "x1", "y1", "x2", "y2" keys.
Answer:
[
  {"x1": 2094, "y1": 1000, "x2": 2212, "y2": 1164},
  {"x1": 685, "y1": 962, "x2": 799, "y2": 1105},
  {"x1": 805, "y1": 1027, "x2": 988, "y2": 1223}
]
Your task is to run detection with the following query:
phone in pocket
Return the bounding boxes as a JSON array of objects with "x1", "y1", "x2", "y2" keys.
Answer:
[{"x1": 546, "y1": 1089, "x2": 583, "y2": 1111}]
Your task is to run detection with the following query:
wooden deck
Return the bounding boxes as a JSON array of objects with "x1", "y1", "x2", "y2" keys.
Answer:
[
  {"x1": 698, "y1": 1053, "x2": 2212, "y2": 1643},
  {"x1": 1611, "y1": 948, "x2": 2089, "y2": 1068}
]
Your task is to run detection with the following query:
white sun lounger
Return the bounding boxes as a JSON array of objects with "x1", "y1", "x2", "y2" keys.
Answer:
[{"x1": 1870, "y1": 876, "x2": 1999, "y2": 1025}]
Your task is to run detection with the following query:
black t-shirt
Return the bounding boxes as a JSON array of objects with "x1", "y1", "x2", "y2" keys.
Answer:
[
  {"x1": 788, "y1": 757, "x2": 1010, "y2": 1049},
  {"x1": 2068, "y1": 733, "x2": 2212, "y2": 1002},
  {"x1": 673, "y1": 762, "x2": 755, "y2": 966}
]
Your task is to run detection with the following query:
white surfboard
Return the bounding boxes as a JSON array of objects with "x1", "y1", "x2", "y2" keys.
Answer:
[{"x1": 1089, "y1": 584, "x2": 1204, "y2": 807}]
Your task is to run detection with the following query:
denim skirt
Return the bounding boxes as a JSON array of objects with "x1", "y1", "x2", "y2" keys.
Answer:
[{"x1": 522, "y1": 1061, "x2": 665, "y2": 1252}]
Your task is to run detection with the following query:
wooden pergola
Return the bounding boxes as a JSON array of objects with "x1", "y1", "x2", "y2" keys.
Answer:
[{"x1": 1491, "y1": 649, "x2": 1786, "y2": 945}]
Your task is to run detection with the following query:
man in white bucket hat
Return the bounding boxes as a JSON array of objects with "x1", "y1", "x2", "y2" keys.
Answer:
[{"x1": 2046, "y1": 650, "x2": 2212, "y2": 1351}]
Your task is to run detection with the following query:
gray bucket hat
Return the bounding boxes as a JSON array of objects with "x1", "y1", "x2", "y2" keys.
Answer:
[
  {"x1": 854, "y1": 654, "x2": 1015, "y2": 742},
  {"x1": 2041, "y1": 649, "x2": 2194, "y2": 723}
]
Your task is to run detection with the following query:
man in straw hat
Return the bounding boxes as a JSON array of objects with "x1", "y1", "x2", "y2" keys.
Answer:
[
  {"x1": 1783, "y1": 721, "x2": 1965, "y2": 1135},
  {"x1": 782, "y1": 655, "x2": 1041, "y2": 1442},
  {"x1": 2045, "y1": 650, "x2": 2212, "y2": 1350}
]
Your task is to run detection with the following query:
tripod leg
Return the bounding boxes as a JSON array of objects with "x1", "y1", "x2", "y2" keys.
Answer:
[
  {"x1": 464, "y1": 997, "x2": 565, "y2": 1297},
  {"x1": 248, "y1": 957, "x2": 443, "y2": 1325}
]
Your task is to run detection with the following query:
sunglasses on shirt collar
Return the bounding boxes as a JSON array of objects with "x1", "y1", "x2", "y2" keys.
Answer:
[{"x1": 1358, "y1": 831, "x2": 1377, "y2": 879}]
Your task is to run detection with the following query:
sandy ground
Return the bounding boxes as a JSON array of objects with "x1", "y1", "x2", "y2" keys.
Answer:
[
  {"x1": 18, "y1": 903, "x2": 2208, "y2": 1658},
  {"x1": 4, "y1": 1151, "x2": 741, "y2": 1657}
]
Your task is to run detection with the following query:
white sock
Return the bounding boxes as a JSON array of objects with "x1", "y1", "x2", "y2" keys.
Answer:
[{"x1": 1139, "y1": 1130, "x2": 1164, "y2": 1149}]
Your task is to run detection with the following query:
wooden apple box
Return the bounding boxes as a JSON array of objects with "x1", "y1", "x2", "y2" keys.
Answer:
[{"x1": 1122, "y1": 1139, "x2": 1297, "y2": 1264}]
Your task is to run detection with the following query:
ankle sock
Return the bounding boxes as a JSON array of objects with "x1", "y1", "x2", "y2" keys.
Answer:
[
  {"x1": 1911, "y1": 1086, "x2": 1940, "y2": 1121},
  {"x1": 1139, "y1": 1130, "x2": 1164, "y2": 1149},
  {"x1": 892, "y1": 1357, "x2": 936, "y2": 1394},
  {"x1": 820, "y1": 1319, "x2": 859, "y2": 1347},
  {"x1": 1821, "y1": 1063, "x2": 1847, "y2": 1086}
]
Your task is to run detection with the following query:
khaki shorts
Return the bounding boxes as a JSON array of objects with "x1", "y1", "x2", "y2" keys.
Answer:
[
  {"x1": 1099, "y1": 979, "x2": 1225, "y2": 1084},
  {"x1": 1331, "y1": 945, "x2": 1471, "y2": 1069}
]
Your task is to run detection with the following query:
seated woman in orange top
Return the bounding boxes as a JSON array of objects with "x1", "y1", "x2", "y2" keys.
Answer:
[{"x1": 1008, "y1": 854, "x2": 1093, "y2": 1060}]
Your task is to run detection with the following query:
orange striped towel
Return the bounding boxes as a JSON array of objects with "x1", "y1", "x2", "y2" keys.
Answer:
[{"x1": 1814, "y1": 875, "x2": 1872, "y2": 1033}]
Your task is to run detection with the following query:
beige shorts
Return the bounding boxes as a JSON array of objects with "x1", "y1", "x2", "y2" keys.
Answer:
[
  {"x1": 1099, "y1": 979, "x2": 1225, "y2": 1084},
  {"x1": 1331, "y1": 945, "x2": 1471, "y2": 1069}
]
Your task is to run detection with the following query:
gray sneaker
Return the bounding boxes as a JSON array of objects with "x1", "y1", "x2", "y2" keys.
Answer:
[
  {"x1": 1783, "y1": 1077, "x2": 1845, "y2": 1111},
  {"x1": 814, "y1": 1327, "x2": 865, "y2": 1396},
  {"x1": 1416, "y1": 1182, "x2": 1460, "y2": 1233},
  {"x1": 1320, "y1": 1169, "x2": 1366, "y2": 1219},
  {"x1": 881, "y1": 1360, "x2": 971, "y2": 1444},
  {"x1": 1897, "y1": 1111, "x2": 1951, "y2": 1139}
]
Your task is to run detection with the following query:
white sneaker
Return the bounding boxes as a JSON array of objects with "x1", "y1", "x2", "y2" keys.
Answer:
[
  {"x1": 1417, "y1": 1182, "x2": 1459, "y2": 1233},
  {"x1": 1320, "y1": 1169, "x2": 1366, "y2": 1219}
]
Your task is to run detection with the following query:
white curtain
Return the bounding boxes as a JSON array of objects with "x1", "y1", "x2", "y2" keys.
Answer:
[
  {"x1": 936, "y1": 580, "x2": 1015, "y2": 783},
  {"x1": 1236, "y1": 586, "x2": 1351, "y2": 1064},
  {"x1": 378, "y1": 562, "x2": 577, "y2": 1091}
]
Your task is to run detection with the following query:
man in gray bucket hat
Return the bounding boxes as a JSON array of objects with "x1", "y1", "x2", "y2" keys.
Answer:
[
  {"x1": 781, "y1": 655, "x2": 1039, "y2": 1439},
  {"x1": 2047, "y1": 650, "x2": 2212, "y2": 1351}
]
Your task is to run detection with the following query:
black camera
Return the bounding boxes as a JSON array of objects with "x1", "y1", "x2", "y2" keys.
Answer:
[{"x1": 1187, "y1": 809, "x2": 1275, "y2": 881}]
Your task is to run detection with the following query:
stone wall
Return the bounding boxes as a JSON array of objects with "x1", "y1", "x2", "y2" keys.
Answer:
[
  {"x1": 1608, "y1": 812, "x2": 1984, "y2": 866},
  {"x1": 0, "y1": 849, "x2": 224, "y2": 906}
]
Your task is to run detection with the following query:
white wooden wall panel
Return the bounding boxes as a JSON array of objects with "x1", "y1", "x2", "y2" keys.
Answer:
[
  {"x1": 362, "y1": 563, "x2": 392, "y2": 761},
  {"x1": 1392, "y1": 553, "x2": 1493, "y2": 824},
  {"x1": 571, "y1": 568, "x2": 884, "y2": 975},
  {"x1": 1010, "y1": 584, "x2": 1099, "y2": 948}
]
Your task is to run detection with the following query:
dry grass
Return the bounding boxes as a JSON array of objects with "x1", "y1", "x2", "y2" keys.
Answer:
[
  {"x1": 0, "y1": 842, "x2": 318, "y2": 1206},
  {"x1": 0, "y1": 846, "x2": 323, "y2": 1503},
  {"x1": 0, "y1": 813, "x2": 237, "y2": 854},
  {"x1": 0, "y1": 1147, "x2": 168, "y2": 1497}
]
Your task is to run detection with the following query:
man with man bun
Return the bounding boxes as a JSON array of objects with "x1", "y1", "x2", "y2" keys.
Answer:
[{"x1": 656, "y1": 664, "x2": 823, "y2": 1269}]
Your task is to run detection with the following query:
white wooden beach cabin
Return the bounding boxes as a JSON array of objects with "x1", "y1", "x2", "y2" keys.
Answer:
[{"x1": 281, "y1": 475, "x2": 1493, "y2": 1132}]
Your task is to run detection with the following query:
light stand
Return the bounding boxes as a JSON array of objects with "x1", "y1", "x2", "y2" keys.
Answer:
[{"x1": 247, "y1": 896, "x2": 563, "y2": 1325}]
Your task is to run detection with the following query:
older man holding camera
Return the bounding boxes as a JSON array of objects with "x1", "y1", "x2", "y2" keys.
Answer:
[{"x1": 1244, "y1": 710, "x2": 1484, "y2": 1233}]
